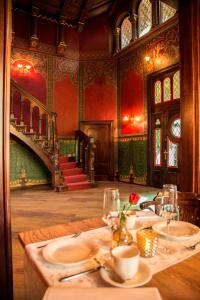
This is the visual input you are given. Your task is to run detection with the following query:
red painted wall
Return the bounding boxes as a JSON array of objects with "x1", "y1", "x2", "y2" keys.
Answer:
[
  {"x1": 14, "y1": 11, "x2": 30, "y2": 40},
  {"x1": 54, "y1": 75, "x2": 78, "y2": 136},
  {"x1": 80, "y1": 14, "x2": 109, "y2": 53},
  {"x1": 38, "y1": 19, "x2": 57, "y2": 46},
  {"x1": 84, "y1": 78, "x2": 116, "y2": 125},
  {"x1": 120, "y1": 69, "x2": 144, "y2": 134},
  {"x1": 11, "y1": 60, "x2": 46, "y2": 104}
]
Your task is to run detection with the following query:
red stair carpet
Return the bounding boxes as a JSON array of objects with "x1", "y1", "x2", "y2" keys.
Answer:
[{"x1": 59, "y1": 155, "x2": 92, "y2": 191}]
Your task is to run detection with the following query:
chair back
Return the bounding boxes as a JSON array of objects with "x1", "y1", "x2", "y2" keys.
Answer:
[{"x1": 140, "y1": 192, "x2": 200, "y2": 227}]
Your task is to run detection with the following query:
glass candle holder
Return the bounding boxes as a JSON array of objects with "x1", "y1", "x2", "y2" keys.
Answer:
[{"x1": 136, "y1": 228, "x2": 158, "y2": 257}]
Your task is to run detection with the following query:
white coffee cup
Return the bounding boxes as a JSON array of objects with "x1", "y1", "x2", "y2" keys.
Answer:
[{"x1": 111, "y1": 244, "x2": 140, "y2": 281}]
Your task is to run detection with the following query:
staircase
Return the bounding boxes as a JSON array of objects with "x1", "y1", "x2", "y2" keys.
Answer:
[
  {"x1": 10, "y1": 80, "x2": 95, "y2": 191},
  {"x1": 59, "y1": 155, "x2": 92, "y2": 191}
]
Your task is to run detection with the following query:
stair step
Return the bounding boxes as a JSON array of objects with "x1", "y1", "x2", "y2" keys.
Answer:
[
  {"x1": 64, "y1": 174, "x2": 87, "y2": 183},
  {"x1": 62, "y1": 168, "x2": 82, "y2": 176},
  {"x1": 59, "y1": 155, "x2": 69, "y2": 163},
  {"x1": 66, "y1": 181, "x2": 92, "y2": 191},
  {"x1": 60, "y1": 162, "x2": 77, "y2": 169}
]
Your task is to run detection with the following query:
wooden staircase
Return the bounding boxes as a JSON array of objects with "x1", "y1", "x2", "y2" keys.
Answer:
[{"x1": 10, "y1": 80, "x2": 96, "y2": 191}]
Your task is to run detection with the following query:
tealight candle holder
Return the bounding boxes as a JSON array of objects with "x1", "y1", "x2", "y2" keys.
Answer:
[{"x1": 136, "y1": 228, "x2": 158, "y2": 257}]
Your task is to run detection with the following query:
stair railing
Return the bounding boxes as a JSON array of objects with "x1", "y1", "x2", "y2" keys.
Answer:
[
  {"x1": 75, "y1": 130, "x2": 96, "y2": 184},
  {"x1": 10, "y1": 80, "x2": 61, "y2": 188}
]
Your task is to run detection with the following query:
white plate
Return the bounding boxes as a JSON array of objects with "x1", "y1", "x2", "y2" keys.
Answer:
[
  {"x1": 43, "y1": 238, "x2": 99, "y2": 266},
  {"x1": 153, "y1": 221, "x2": 200, "y2": 241},
  {"x1": 100, "y1": 260, "x2": 152, "y2": 288}
]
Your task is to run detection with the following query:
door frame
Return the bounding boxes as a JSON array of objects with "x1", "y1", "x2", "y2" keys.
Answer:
[{"x1": 147, "y1": 64, "x2": 180, "y2": 187}]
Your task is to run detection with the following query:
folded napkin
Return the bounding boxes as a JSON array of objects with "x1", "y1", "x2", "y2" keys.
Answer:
[{"x1": 43, "y1": 287, "x2": 163, "y2": 300}]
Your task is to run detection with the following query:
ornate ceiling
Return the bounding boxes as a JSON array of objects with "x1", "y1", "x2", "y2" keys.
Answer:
[{"x1": 13, "y1": 0, "x2": 117, "y2": 28}]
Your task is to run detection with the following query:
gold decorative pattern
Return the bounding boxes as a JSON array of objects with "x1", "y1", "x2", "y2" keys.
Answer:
[
  {"x1": 47, "y1": 56, "x2": 54, "y2": 111},
  {"x1": 53, "y1": 57, "x2": 78, "y2": 83},
  {"x1": 11, "y1": 47, "x2": 47, "y2": 78},
  {"x1": 119, "y1": 135, "x2": 147, "y2": 142},
  {"x1": 83, "y1": 59, "x2": 116, "y2": 87}
]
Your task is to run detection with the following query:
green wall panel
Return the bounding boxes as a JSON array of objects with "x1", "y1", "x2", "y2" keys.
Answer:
[
  {"x1": 118, "y1": 136, "x2": 147, "y2": 184},
  {"x1": 59, "y1": 138, "x2": 76, "y2": 157},
  {"x1": 10, "y1": 138, "x2": 51, "y2": 187}
]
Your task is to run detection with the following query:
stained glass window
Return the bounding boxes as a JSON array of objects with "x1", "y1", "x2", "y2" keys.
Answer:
[
  {"x1": 121, "y1": 17, "x2": 132, "y2": 49},
  {"x1": 168, "y1": 138, "x2": 178, "y2": 167},
  {"x1": 173, "y1": 71, "x2": 180, "y2": 99},
  {"x1": 171, "y1": 118, "x2": 181, "y2": 138},
  {"x1": 154, "y1": 80, "x2": 162, "y2": 104},
  {"x1": 163, "y1": 77, "x2": 171, "y2": 101},
  {"x1": 138, "y1": 0, "x2": 152, "y2": 37},
  {"x1": 154, "y1": 129, "x2": 162, "y2": 166},
  {"x1": 160, "y1": 2, "x2": 176, "y2": 23}
]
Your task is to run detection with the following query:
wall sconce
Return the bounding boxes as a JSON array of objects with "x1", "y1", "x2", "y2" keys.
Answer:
[
  {"x1": 122, "y1": 114, "x2": 143, "y2": 126},
  {"x1": 17, "y1": 63, "x2": 32, "y2": 73}
]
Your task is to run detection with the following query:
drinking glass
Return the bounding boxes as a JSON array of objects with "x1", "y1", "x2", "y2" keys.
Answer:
[
  {"x1": 102, "y1": 188, "x2": 120, "y2": 227},
  {"x1": 158, "y1": 185, "x2": 178, "y2": 254}
]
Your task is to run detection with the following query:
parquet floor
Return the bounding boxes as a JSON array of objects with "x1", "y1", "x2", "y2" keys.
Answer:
[{"x1": 11, "y1": 182, "x2": 159, "y2": 300}]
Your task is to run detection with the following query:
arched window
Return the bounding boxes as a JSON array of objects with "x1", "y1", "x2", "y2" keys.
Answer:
[
  {"x1": 121, "y1": 17, "x2": 132, "y2": 49},
  {"x1": 160, "y1": 1, "x2": 176, "y2": 23},
  {"x1": 138, "y1": 0, "x2": 152, "y2": 37}
]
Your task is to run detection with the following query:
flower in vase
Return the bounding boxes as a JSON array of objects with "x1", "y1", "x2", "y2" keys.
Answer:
[{"x1": 119, "y1": 193, "x2": 141, "y2": 225}]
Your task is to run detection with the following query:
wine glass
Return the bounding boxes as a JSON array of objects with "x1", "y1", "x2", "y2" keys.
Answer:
[
  {"x1": 159, "y1": 185, "x2": 178, "y2": 254},
  {"x1": 102, "y1": 188, "x2": 120, "y2": 227}
]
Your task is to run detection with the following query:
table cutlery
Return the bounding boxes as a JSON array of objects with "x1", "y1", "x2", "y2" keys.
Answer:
[
  {"x1": 59, "y1": 266, "x2": 101, "y2": 282},
  {"x1": 37, "y1": 231, "x2": 82, "y2": 249},
  {"x1": 94, "y1": 258, "x2": 125, "y2": 283},
  {"x1": 184, "y1": 240, "x2": 200, "y2": 250}
]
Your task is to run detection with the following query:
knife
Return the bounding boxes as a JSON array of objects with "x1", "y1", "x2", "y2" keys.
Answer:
[{"x1": 59, "y1": 266, "x2": 101, "y2": 282}]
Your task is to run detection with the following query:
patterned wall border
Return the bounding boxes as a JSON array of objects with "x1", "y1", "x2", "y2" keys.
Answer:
[
  {"x1": 118, "y1": 135, "x2": 147, "y2": 142},
  {"x1": 53, "y1": 57, "x2": 79, "y2": 83},
  {"x1": 82, "y1": 59, "x2": 116, "y2": 87},
  {"x1": 119, "y1": 24, "x2": 179, "y2": 80},
  {"x1": 10, "y1": 178, "x2": 51, "y2": 188},
  {"x1": 11, "y1": 47, "x2": 48, "y2": 78}
]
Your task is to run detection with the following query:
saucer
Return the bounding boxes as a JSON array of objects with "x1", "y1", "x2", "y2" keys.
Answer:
[{"x1": 100, "y1": 260, "x2": 152, "y2": 288}]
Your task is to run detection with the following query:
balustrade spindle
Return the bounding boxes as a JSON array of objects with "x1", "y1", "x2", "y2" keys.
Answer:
[
  {"x1": 20, "y1": 99, "x2": 24, "y2": 125},
  {"x1": 30, "y1": 106, "x2": 33, "y2": 133},
  {"x1": 39, "y1": 115, "x2": 42, "y2": 137}
]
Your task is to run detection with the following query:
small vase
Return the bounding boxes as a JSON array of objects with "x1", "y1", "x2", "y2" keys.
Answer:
[{"x1": 112, "y1": 221, "x2": 133, "y2": 248}]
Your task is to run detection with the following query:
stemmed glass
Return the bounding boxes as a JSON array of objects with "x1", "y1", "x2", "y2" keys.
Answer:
[
  {"x1": 102, "y1": 188, "x2": 120, "y2": 228},
  {"x1": 158, "y1": 184, "x2": 178, "y2": 254}
]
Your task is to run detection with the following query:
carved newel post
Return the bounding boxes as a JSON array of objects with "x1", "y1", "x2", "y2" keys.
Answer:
[
  {"x1": 51, "y1": 112, "x2": 61, "y2": 188},
  {"x1": 88, "y1": 137, "x2": 96, "y2": 184}
]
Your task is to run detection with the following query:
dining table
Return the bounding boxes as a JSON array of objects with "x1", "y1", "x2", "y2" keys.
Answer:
[{"x1": 18, "y1": 217, "x2": 200, "y2": 300}]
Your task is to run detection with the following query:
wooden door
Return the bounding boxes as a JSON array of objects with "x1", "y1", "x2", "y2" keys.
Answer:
[
  {"x1": 148, "y1": 66, "x2": 181, "y2": 188},
  {"x1": 80, "y1": 121, "x2": 114, "y2": 180}
]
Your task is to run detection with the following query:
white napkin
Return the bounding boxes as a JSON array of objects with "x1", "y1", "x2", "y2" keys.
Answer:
[{"x1": 43, "y1": 287, "x2": 163, "y2": 300}]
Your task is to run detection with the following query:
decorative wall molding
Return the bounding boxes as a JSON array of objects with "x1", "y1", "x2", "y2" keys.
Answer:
[
  {"x1": 82, "y1": 59, "x2": 116, "y2": 87},
  {"x1": 11, "y1": 47, "x2": 47, "y2": 78},
  {"x1": 47, "y1": 56, "x2": 54, "y2": 111},
  {"x1": 119, "y1": 24, "x2": 179, "y2": 79},
  {"x1": 53, "y1": 57, "x2": 78, "y2": 83}
]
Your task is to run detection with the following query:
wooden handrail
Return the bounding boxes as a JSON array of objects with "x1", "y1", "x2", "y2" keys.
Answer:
[
  {"x1": 75, "y1": 130, "x2": 96, "y2": 183},
  {"x1": 10, "y1": 80, "x2": 61, "y2": 189},
  {"x1": 11, "y1": 79, "x2": 50, "y2": 115}
]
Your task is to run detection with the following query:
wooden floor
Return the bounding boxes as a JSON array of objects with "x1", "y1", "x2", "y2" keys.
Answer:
[{"x1": 11, "y1": 182, "x2": 159, "y2": 300}]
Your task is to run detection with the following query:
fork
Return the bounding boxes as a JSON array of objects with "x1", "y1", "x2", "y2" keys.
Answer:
[
  {"x1": 37, "y1": 231, "x2": 82, "y2": 249},
  {"x1": 184, "y1": 240, "x2": 200, "y2": 250}
]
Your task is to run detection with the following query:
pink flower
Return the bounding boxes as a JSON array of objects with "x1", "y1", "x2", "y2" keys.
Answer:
[{"x1": 129, "y1": 193, "x2": 140, "y2": 205}]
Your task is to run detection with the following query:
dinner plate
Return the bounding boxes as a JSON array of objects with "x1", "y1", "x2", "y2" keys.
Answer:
[
  {"x1": 43, "y1": 238, "x2": 99, "y2": 266},
  {"x1": 100, "y1": 260, "x2": 152, "y2": 288},
  {"x1": 152, "y1": 221, "x2": 200, "y2": 241}
]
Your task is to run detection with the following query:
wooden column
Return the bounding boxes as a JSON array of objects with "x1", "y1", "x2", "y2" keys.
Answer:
[
  {"x1": 179, "y1": 0, "x2": 200, "y2": 193},
  {"x1": 30, "y1": 6, "x2": 39, "y2": 49},
  {"x1": 0, "y1": 0, "x2": 13, "y2": 299},
  {"x1": 114, "y1": 27, "x2": 120, "y2": 53},
  {"x1": 150, "y1": 0, "x2": 161, "y2": 27},
  {"x1": 57, "y1": 16, "x2": 67, "y2": 55},
  {"x1": 130, "y1": 14, "x2": 138, "y2": 42}
]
